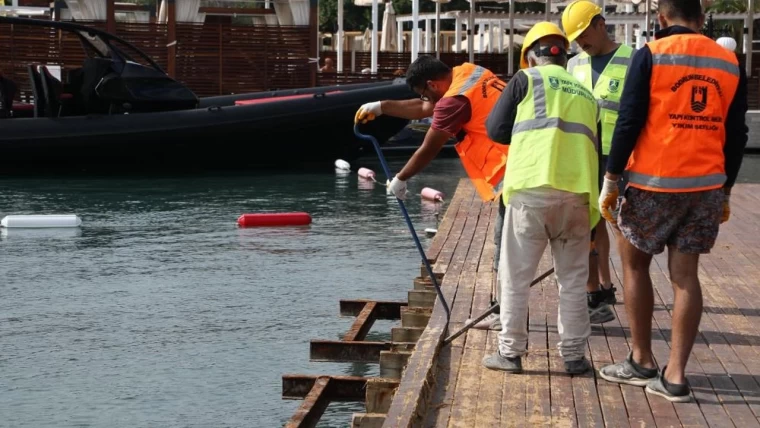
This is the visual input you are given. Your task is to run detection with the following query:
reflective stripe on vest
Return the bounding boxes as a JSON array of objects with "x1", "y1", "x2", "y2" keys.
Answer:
[
  {"x1": 567, "y1": 45, "x2": 635, "y2": 155},
  {"x1": 456, "y1": 65, "x2": 486, "y2": 95},
  {"x1": 625, "y1": 34, "x2": 739, "y2": 193},
  {"x1": 442, "y1": 63, "x2": 509, "y2": 202},
  {"x1": 512, "y1": 67, "x2": 598, "y2": 148},
  {"x1": 504, "y1": 64, "x2": 601, "y2": 228}
]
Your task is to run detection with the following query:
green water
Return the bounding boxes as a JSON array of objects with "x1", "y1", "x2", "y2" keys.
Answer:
[
  {"x1": 0, "y1": 158, "x2": 466, "y2": 427},
  {"x1": 3, "y1": 154, "x2": 760, "y2": 428}
]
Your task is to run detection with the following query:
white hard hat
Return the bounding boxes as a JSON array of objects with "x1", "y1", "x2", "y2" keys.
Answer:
[{"x1": 716, "y1": 36, "x2": 737, "y2": 51}]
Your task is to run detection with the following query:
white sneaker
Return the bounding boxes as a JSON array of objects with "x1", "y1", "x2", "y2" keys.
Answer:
[{"x1": 466, "y1": 312, "x2": 501, "y2": 330}]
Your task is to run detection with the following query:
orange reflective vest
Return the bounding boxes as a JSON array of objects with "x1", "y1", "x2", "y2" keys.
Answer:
[
  {"x1": 626, "y1": 34, "x2": 740, "y2": 192},
  {"x1": 442, "y1": 63, "x2": 509, "y2": 201}
]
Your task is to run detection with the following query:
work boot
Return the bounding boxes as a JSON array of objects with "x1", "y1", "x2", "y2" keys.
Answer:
[
  {"x1": 599, "y1": 284, "x2": 618, "y2": 304},
  {"x1": 482, "y1": 352, "x2": 522, "y2": 373},
  {"x1": 564, "y1": 357, "x2": 591, "y2": 375},
  {"x1": 588, "y1": 291, "x2": 615, "y2": 324}
]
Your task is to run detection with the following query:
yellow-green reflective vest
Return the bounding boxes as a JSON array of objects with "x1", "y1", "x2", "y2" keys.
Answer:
[
  {"x1": 567, "y1": 44, "x2": 635, "y2": 155},
  {"x1": 502, "y1": 64, "x2": 601, "y2": 228}
]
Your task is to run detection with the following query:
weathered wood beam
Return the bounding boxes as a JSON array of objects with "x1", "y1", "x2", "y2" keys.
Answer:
[
  {"x1": 343, "y1": 301, "x2": 377, "y2": 341},
  {"x1": 284, "y1": 376, "x2": 331, "y2": 428},
  {"x1": 339, "y1": 299, "x2": 405, "y2": 319},
  {"x1": 310, "y1": 340, "x2": 390, "y2": 363}
]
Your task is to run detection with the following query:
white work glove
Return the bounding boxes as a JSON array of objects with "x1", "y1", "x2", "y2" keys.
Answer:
[
  {"x1": 598, "y1": 177, "x2": 620, "y2": 224},
  {"x1": 386, "y1": 176, "x2": 407, "y2": 200},
  {"x1": 355, "y1": 101, "x2": 383, "y2": 124}
]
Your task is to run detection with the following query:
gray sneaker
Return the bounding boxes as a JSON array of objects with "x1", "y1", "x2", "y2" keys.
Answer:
[
  {"x1": 645, "y1": 366, "x2": 691, "y2": 403},
  {"x1": 599, "y1": 352, "x2": 658, "y2": 386},
  {"x1": 466, "y1": 312, "x2": 501, "y2": 330},
  {"x1": 482, "y1": 352, "x2": 522, "y2": 373},
  {"x1": 565, "y1": 357, "x2": 591, "y2": 375}
]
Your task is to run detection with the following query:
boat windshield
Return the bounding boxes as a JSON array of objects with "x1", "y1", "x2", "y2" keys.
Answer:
[{"x1": 75, "y1": 29, "x2": 161, "y2": 71}]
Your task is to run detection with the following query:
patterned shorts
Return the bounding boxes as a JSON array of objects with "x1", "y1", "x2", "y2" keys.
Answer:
[{"x1": 617, "y1": 187, "x2": 724, "y2": 255}]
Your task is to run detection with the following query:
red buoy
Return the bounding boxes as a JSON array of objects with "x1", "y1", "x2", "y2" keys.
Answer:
[{"x1": 237, "y1": 212, "x2": 312, "y2": 227}]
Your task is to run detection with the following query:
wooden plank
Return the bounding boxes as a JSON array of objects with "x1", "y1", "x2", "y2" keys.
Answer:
[
  {"x1": 604, "y1": 245, "x2": 659, "y2": 428},
  {"x1": 382, "y1": 181, "x2": 482, "y2": 427},
  {"x1": 524, "y1": 253, "x2": 552, "y2": 426},
  {"x1": 425, "y1": 178, "x2": 471, "y2": 264},
  {"x1": 543, "y1": 257, "x2": 579, "y2": 427},
  {"x1": 429, "y1": 192, "x2": 496, "y2": 426},
  {"x1": 472, "y1": 271, "x2": 504, "y2": 427}
]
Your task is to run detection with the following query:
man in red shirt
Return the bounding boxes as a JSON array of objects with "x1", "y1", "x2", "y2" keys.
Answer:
[{"x1": 356, "y1": 56, "x2": 508, "y2": 330}]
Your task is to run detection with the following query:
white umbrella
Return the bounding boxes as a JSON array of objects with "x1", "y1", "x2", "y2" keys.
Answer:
[
  {"x1": 362, "y1": 27, "x2": 372, "y2": 52},
  {"x1": 380, "y1": 1, "x2": 397, "y2": 52}
]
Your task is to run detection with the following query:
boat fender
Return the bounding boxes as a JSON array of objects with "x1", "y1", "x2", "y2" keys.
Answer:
[
  {"x1": 1, "y1": 214, "x2": 82, "y2": 228},
  {"x1": 358, "y1": 167, "x2": 375, "y2": 180},
  {"x1": 421, "y1": 187, "x2": 445, "y2": 202},
  {"x1": 237, "y1": 212, "x2": 312, "y2": 227},
  {"x1": 334, "y1": 159, "x2": 351, "y2": 171},
  {"x1": 425, "y1": 228, "x2": 438, "y2": 237}
]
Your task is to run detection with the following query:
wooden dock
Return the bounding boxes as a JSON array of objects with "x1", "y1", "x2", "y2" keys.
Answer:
[
  {"x1": 379, "y1": 179, "x2": 760, "y2": 427},
  {"x1": 281, "y1": 178, "x2": 760, "y2": 427}
]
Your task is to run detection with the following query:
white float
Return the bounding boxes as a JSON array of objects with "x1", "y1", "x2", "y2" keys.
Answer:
[
  {"x1": 1, "y1": 214, "x2": 82, "y2": 228},
  {"x1": 334, "y1": 159, "x2": 351, "y2": 171}
]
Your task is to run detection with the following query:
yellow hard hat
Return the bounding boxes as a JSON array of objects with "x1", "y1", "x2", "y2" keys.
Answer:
[
  {"x1": 562, "y1": 0, "x2": 603, "y2": 42},
  {"x1": 520, "y1": 22, "x2": 570, "y2": 69}
]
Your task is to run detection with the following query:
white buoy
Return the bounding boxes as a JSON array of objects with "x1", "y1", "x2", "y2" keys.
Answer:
[
  {"x1": 334, "y1": 159, "x2": 351, "y2": 171},
  {"x1": 425, "y1": 228, "x2": 438, "y2": 237},
  {"x1": 1, "y1": 214, "x2": 82, "y2": 228}
]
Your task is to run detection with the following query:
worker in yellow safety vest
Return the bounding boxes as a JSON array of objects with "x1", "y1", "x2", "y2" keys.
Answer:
[
  {"x1": 482, "y1": 21, "x2": 602, "y2": 375},
  {"x1": 563, "y1": 0, "x2": 637, "y2": 325}
]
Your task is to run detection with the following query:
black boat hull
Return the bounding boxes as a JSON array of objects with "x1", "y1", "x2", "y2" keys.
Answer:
[{"x1": 1, "y1": 80, "x2": 414, "y2": 175}]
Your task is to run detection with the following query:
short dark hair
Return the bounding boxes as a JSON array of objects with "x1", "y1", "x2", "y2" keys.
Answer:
[
  {"x1": 658, "y1": 0, "x2": 703, "y2": 23},
  {"x1": 590, "y1": 14, "x2": 605, "y2": 28},
  {"x1": 405, "y1": 56, "x2": 451, "y2": 90}
]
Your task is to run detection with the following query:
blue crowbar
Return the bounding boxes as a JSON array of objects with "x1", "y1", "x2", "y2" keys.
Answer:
[{"x1": 353, "y1": 125, "x2": 451, "y2": 324}]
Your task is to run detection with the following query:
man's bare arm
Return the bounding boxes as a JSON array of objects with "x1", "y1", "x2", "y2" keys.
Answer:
[{"x1": 396, "y1": 128, "x2": 451, "y2": 180}]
